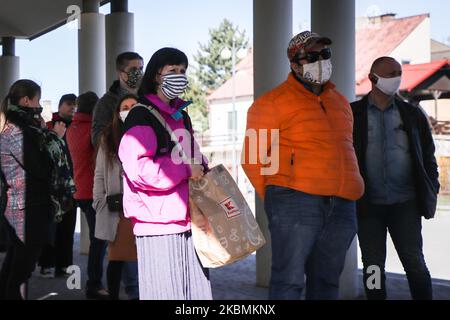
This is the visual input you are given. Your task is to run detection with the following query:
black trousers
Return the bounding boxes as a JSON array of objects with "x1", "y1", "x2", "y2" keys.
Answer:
[
  {"x1": 107, "y1": 261, "x2": 124, "y2": 300},
  {"x1": 358, "y1": 200, "x2": 432, "y2": 300},
  {"x1": 0, "y1": 223, "x2": 42, "y2": 300},
  {"x1": 38, "y1": 206, "x2": 77, "y2": 270}
]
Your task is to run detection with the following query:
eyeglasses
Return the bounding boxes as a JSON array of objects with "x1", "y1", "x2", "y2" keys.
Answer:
[{"x1": 294, "y1": 48, "x2": 332, "y2": 64}]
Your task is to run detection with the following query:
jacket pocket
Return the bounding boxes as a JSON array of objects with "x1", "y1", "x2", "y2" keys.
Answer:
[
  {"x1": 290, "y1": 149, "x2": 295, "y2": 174},
  {"x1": 289, "y1": 149, "x2": 298, "y2": 184}
]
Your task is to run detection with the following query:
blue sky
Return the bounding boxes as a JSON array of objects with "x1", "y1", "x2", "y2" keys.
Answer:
[{"x1": 14, "y1": 0, "x2": 450, "y2": 110}]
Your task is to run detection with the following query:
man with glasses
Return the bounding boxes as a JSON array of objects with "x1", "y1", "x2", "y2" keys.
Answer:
[{"x1": 242, "y1": 31, "x2": 364, "y2": 300}]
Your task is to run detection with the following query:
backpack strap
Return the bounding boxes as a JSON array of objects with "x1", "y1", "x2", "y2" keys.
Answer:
[
  {"x1": 144, "y1": 106, "x2": 189, "y2": 161},
  {"x1": 123, "y1": 103, "x2": 174, "y2": 156},
  {"x1": 182, "y1": 111, "x2": 195, "y2": 159}
]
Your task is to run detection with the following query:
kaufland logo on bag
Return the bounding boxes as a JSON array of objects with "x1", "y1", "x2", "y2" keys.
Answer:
[{"x1": 219, "y1": 197, "x2": 242, "y2": 219}]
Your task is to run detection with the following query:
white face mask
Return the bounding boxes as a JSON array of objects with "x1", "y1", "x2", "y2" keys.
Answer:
[
  {"x1": 302, "y1": 59, "x2": 333, "y2": 85},
  {"x1": 119, "y1": 110, "x2": 129, "y2": 122},
  {"x1": 373, "y1": 74, "x2": 402, "y2": 96}
]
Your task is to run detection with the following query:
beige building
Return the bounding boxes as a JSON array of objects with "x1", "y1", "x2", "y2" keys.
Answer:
[
  {"x1": 41, "y1": 99, "x2": 53, "y2": 122},
  {"x1": 432, "y1": 39, "x2": 450, "y2": 61}
]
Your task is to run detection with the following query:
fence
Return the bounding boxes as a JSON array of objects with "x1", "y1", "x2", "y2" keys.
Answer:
[{"x1": 435, "y1": 135, "x2": 450, "y2": 195}]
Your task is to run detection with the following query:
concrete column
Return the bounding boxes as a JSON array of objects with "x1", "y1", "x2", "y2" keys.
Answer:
[
  {"x1": 0, "y1": 37, "x2": 20, "y2": 102},
  {"x1": 78, "y1": 0, "x2": 106, "y2": 96},
  {"x1": 78, "y1": 0, "x2": 105, "y2": 254},
  {"x1": 311, "y1": 0, "x2": 358, "y2": 299},
  {"x1": 253, "y1": 0, "x2": 293, "y2": 287},
  {"x1": 105, "y1": 0, "x2": 134, "y2": 87},
  {"x1": 311, "y1": 0, "x2": 356, "y2": 100}
]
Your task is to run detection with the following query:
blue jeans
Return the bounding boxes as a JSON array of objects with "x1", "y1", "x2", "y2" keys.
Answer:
[
  {"x1": 358, "y1": 200, "x2": 432, "y2": 300},
  {"x1": 77, "y1": 200, "x2": 108, "y2": 292},
  {"x1": 122, "y1": 261, "x2": 139, "y2": 300},
  {"x1": 264, "y1": 185, "x2": 357, "y2": 300}
]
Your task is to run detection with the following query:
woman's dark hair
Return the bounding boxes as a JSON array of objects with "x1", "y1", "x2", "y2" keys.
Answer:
[
  {"x1": 76, "y1": 91, "x2": 99, "y2": 115},
  {"x1": 97, "y1": 93, "x2": 138, "y2": 164},
  {"x1": 138, "y1": 47, "x2": 188, "y2": 97},
  {"x1": 0, "y1": 79, "x2": 41, "y2": 115}
]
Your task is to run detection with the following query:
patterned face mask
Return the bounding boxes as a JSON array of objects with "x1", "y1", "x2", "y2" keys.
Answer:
[
  {"x1": 160, "y1": 73, "x2": 189, "y2": 100},
  {"x1": 302, "y1": 59, "x2": 333, "y2": 85},
  {"x1": 124, "y1": 69, "x2": 143, "y2": 89}
]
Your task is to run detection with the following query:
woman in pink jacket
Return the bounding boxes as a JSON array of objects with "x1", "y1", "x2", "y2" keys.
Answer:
[{"x1": 118, "y1": 47, "x2": 212, "y2": 300}]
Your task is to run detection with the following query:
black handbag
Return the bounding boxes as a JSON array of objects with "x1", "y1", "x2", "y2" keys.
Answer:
[{"x1": 106, "y1": 193, "x2": 123, "y2": 212}]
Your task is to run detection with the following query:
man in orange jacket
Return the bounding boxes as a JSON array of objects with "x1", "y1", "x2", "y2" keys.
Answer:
[{"x1": 242, "y1": 31, "x2": 364, "y2": 300}]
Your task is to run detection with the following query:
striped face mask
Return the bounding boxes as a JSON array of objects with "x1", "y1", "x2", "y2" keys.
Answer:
[{"x1": 160, "y1": 73, "x2": 189, "y2": 100}]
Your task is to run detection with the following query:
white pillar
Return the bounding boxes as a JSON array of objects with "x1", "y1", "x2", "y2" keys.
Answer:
[
  {"x1": 78, "y1": 1, "x2": 106, "y2": 96},
  {"x1": 0, "y1": 37, "x2": 20, "y2": 102},
  {"x1": 105, "y1": 0, "x2": 134, "y2": 88},
  {"x1": 78, "y1": 0, "x2": 105, "y2": 254},
  {"x1": 253, "y1": 0, "x2": 293, "y2": 287},
  {"x1": 311, "y1": 0, "x2": 358, "y2": 300},
  {"x1": 311, "y1": 0, "x2": 356, "y2": 100}
]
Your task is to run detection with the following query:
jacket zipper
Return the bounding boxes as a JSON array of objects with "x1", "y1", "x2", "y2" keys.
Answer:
[
  {"x1": 291, "y1": 150, "x2": 295, "y2": 165},
  {"x1": 319, "y1": 100, "x2": 327, "y2": 113},
  {"x1": 319, "y1": 96, "x2": 344, "y2": 194}
]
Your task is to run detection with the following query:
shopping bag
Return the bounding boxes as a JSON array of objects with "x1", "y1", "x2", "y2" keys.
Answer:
[{"x1": 189, "y1": 164, "x2": 266, "y2": 268}]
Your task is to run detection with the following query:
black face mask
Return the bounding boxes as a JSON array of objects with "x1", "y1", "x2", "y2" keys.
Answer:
[
  {"x1": 9, "y1": 105, "x2": 43, "y2": 126},
  {"x1": 17, "y1": 105, "x2": 43, "y2": 116},
  {"x1": 123, "y1": 69, "x2": 143, "y2": 89}
]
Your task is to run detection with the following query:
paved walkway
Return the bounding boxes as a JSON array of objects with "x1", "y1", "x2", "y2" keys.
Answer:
[{"x1": 1, "y1": 232, "x2": 449, "y2": 300}]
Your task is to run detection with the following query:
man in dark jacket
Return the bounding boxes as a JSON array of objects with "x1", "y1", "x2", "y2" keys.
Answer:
[
  {"x1": 91, "y1": 52, "x2": 143, "y2": 146},
  {"x1": 91, "y1": 52, "x2": 143, "y2": 299},
  {"x1": 38, "y1": 94, "x2": 77, "y2": 278},
  {"x1": 351, "y1": 57, "x2": 440, "y2": 300}
]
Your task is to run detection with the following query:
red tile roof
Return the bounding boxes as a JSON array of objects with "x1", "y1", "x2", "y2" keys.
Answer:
[
  {"x1": 355, "y1": 14, "x2": 429, "y2": 84},
  {"x1": 208, "y1": 14, "x2": 430, "y2": 103},
  {"x1": 356, "y1": 60, "x2": 450, "y2": 96}
]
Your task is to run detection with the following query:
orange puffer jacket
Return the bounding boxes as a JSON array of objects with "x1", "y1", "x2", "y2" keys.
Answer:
[{"x1": 242, "y1": 73, "x2": 364, "y2": 201}]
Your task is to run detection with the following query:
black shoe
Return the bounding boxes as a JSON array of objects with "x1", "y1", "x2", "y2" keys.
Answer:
[{"x1": 86, "y1": 288, "x2": 110, "y2": 300}]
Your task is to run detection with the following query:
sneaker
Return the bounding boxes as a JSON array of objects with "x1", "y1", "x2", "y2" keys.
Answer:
[
  {"x1": 54, "y1": 267, "x2": 71, "y2": 278},
  {"x1": 39, "y1": 267, "x2": 55, "y2": 279}
]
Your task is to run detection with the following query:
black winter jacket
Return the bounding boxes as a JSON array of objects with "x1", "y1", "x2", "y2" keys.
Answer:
[{"x1": 351, "y1": 94, "x2": 440, "y2": 219}]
